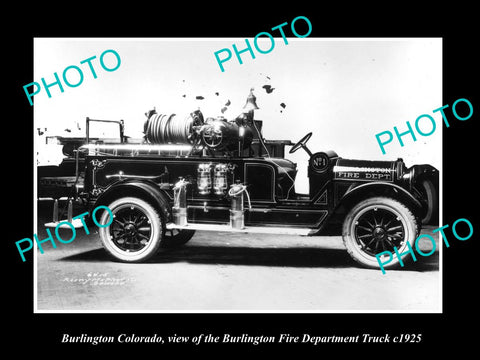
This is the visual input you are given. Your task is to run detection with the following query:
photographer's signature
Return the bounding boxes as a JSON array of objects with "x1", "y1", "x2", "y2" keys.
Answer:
[{"x1": 61, "y1": 272, "x2": 135, "y2": 286}]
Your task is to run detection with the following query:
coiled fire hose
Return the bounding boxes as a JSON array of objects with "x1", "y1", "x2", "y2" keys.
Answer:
[
  {"x1": 228, "y1": 184, "x2": 252, "y2": 210},
  {"x1": 144, "y1": 111, "x2": 203, "y2": 144}
]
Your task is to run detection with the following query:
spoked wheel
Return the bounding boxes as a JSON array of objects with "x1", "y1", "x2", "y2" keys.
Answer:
[
  {"x1": 98, "y1": 197, "x2": 164, "y2": 262},
  {"x1": 342, "y1": 197, "x2": 418, "y2": 269},
  {"x1": 161, "y1": 228, "x2": 196, "y2": 248}
]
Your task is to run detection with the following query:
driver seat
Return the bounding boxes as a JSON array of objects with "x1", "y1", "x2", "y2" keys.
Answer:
[{"x1": 265, "y1": 158, "x2": 297, "y2": 199}]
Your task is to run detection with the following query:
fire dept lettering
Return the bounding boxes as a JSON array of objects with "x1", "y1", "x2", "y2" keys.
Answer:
[
  {"x1": 334, "y1": 166, "x2": 392, "y2": 181},
  {"x1": 336, "y1": 172, "x2": 360, "y2": 179}
]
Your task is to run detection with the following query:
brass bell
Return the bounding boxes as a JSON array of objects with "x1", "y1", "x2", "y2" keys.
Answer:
[{"x1": 242, "y1": 88, "x2": 259, "y2": 111}]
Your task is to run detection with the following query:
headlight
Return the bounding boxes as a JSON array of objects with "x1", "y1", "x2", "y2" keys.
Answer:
[
  {"x1": 395, "y1": 158, "x2": 414, "y2": 188},
  {"x1": 401, "y1": 166, "x2": 415, "y2": 189}
]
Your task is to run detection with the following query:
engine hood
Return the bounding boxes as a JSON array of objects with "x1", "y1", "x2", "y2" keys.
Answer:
[{"x1": 332, "y1": 158, "x2": 397, "y2": 182}]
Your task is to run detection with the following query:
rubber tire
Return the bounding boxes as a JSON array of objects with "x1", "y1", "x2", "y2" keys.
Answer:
[
  {"x1": 161, "y1": 229, "x2": 196, "y2": 248},
  {"x1": 342, "y1": 196, "x2": 419, "y2": 270},
  {"x1": 419, "y1": 179, "x2": 439, "y2": 225},
  {"x1": 98, "y1": 197, "x2": 164, "y2": 262}
]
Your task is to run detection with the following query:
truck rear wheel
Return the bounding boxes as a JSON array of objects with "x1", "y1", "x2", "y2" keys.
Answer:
[
  {"x1": 98, "y1": 197, "x2": 164, "y2": 262},
  {"x1": 342, "y1": 197, "x2": 418, "y2": 270},
  {"x1": 161, "y1": 229, "x2": 196, "y2": 248}
]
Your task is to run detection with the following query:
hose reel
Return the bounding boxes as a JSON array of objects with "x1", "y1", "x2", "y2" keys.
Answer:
[
  {"x1": 144, "y1": 109, "x2": 253, "y2": 152},
  {"x1": 143, "y1": 110, "x2": 204, "y2": 145}
]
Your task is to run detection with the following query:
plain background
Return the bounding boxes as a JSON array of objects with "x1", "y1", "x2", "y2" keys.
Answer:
[{"x1": 34, "y1": 38, "x2": 442, "y2": 193}]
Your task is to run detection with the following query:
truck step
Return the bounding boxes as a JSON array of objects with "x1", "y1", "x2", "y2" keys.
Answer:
[
  {"x1": 43, "y1": 198, "x2": 84, "y2": 228},
  {"x1": 44, "y1": 218, "x2": 86, "y2": 228},
  {"x1": 166, "y1": 222, "x2": 313, "y2": 236}
]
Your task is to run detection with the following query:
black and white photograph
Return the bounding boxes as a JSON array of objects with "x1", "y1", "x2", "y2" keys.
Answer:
[
  {"x1": 33, "y1": 37, "x2": 442, "y2": 312},
  {"x1": 7, "y1": 6, "x2": 479, "y2": 353}
]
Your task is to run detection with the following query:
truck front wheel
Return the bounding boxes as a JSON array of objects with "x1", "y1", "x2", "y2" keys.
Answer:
[
  {"x1": 98, "y1": 197, "x2": 164, "y2": 262},
  {"x1": 342, "y1": 197, "x2": 418, "y2": 270}
]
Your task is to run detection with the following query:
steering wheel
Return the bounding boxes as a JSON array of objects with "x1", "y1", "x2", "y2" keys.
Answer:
[{"x1": 289, "y1": 132, "x2": 313, "y2": 154}]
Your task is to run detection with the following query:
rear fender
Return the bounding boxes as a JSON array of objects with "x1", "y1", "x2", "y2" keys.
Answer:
[{"x1": 92, "y1": 180, "x2": 172, "y2": 222}]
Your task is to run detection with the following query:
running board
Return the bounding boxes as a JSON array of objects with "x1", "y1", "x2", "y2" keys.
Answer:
[
  {"x1": 44, "y1": 218, "x2": 86, "y2": 228},
  {"x1": 166, "y1": 222, "x2": 314, "y2": 236}
]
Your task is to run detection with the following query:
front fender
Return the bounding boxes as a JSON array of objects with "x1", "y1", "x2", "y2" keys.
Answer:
[
  {"x1": 408, "y1": 164, "x2": 439, "y2": 225},
  {"x1": 411, "y1": 164, "x2": 439, "y2": 189},
  {"x1": 338, "y1": 181, "x2": 423, "y2": 214},
  {"x1": 402, "y1": 164, "x2": 439, "y2": 190}
]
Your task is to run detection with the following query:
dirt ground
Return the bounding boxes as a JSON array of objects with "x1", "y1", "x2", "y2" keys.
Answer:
[{"x1": 35, "y1": 202, "x2": 440, "y2": 312}]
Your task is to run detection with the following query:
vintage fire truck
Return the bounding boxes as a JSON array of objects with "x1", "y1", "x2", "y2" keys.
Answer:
[{"x1": 38, "y1": 91, "x2": 439, "y2": 270}]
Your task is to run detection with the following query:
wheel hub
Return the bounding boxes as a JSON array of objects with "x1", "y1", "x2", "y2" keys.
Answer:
[
  {"x1": 373, "y1": 226, "x2": 386, "y2": 240},
  {"x1": 124, "y1": 223, "x2": 137, "y2": 237},
  {"x1": 353, "y1": 206, "x2": 406, "y2": 256}
]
